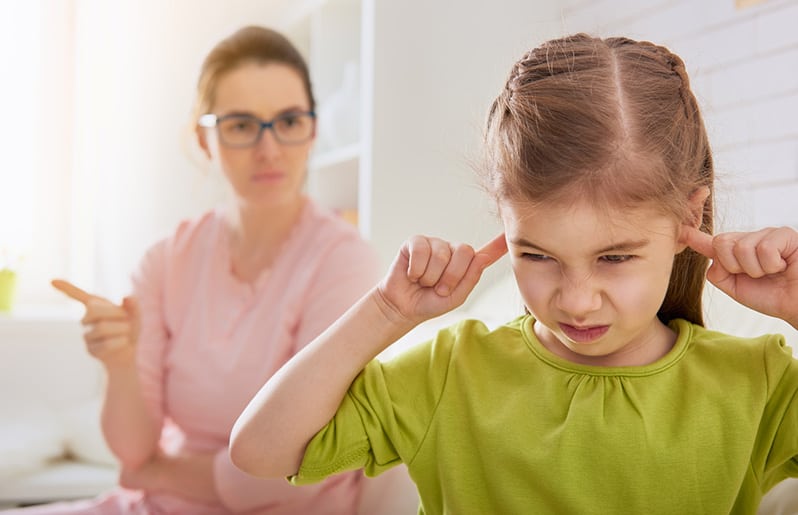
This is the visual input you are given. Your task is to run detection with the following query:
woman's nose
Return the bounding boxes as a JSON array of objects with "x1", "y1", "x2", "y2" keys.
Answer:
[{"x1": 254, "y1": 128, "x2": 283, "y2": 159}]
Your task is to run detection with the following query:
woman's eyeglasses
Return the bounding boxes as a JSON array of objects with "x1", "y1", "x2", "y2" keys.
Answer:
[{"x1": 198, "y1": 111, "x2": 316, "y2": 147}]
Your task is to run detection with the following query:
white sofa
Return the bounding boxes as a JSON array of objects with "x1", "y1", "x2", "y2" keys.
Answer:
[
  {"x1": 1, "y1": 275, "x2": 796, "y2": 512},
  {"x1": 0, "y1": 315, "x2": 119, "y2": 508}
]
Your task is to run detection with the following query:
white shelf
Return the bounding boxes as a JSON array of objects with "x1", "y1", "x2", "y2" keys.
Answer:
[
  {"x1": 284, "y1": 0, "x2": 365, "y2": 223},
  {"x1": 309, "y1": 142, "x2": 361, "y2": 171}
]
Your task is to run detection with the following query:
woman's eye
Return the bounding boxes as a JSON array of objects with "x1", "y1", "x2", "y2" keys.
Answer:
[
  {"x1": 276, "y1": 115, "x2": 300, "y2": 128},
  {"x1": 225, "y1": 119, "x2": 258, "y2": 132},
  {"x1": 600, "y1": 254, "x2": 633, "y2": 263}
]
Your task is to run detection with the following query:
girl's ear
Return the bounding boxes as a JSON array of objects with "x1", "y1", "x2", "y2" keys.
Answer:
[
  {"x1": 686, "y1": 186, "x2": 710, "y2": 229},
  {"x1": 677, "y1": 186, "x2": 711, "y2": 251},
  {"x1": 196, "y1": 126, "x2": 212, "y2": 160}
]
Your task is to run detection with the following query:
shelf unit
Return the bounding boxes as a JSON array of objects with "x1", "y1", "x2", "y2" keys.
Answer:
[{"x1": 280, "y1": 0, "x2": 369, "y2": 231}]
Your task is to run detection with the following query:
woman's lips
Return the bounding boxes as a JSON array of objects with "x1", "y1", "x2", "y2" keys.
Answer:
[
  {"x1": 559, "y1": 323, "x2": 609, "y2": 343},
  {"x1": 251, "y1": 171, "x2": 284, "y2": 182}
]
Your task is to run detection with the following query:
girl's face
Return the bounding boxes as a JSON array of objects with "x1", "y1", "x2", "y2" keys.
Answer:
[
  {"x1": 500, "y1": 197, "x2": 687, "y2": 367},
  {"x1": 200, "y1": 62, "x2": 314, "y2": 209}
]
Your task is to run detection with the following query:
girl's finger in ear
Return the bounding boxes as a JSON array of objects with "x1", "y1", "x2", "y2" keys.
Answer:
[
  {"x1": 682, "y1": 226, "x2": 714, "y2": 258},
  {"x1": 476, "y1": 233, "x2": 508, "y2": 267}
]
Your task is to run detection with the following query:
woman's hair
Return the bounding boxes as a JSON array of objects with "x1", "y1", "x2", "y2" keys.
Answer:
[
  {"x1": 481, "y1": 33, "x2": 714, "y2": 325},
  {"x1": 192, "y1": 25, "x2": 315, "y2": 121}
]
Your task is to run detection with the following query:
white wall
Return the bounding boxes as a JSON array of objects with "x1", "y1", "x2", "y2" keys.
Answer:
[
  {"x1": 367, "y1": 0, "x2": 562, "y2": 295},
  {"x1": 556, "y1": 0, "x2": 798, "y2": 232}
]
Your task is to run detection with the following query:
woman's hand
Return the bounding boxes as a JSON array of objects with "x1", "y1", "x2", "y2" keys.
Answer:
[
  {"x1": 375, "y1": 234, "x2": 508, "y2": 326},
  {"x1": 684, "y1": 226, "x2": 798, "y2": 329},
  {"x1": 120, "y1": 450, "x2": 219, "y2": 502},
  {"x1": 52, "y1": 279, "x2": 159, "y2": 468},
  {"x1": 51, "y1": 279, "x2": 140, "y2": 369}
]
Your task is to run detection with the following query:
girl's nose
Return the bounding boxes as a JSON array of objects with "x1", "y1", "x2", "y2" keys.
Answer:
[{"x1": 555, "y1": 276, "x2": 602, "y2": 317}]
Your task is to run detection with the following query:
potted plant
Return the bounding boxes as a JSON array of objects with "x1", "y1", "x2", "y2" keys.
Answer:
[{"x1": 0, "y1": 247, "x2": 20, "y2": 312}]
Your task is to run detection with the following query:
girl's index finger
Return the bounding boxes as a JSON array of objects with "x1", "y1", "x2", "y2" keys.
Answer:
[
  {"x1": 682, "y1": 226, "x2": 716, "y2": 259},
  {"x1": 476, "y1": 233, "x2": 508, "y2": 268},
  {"x1": 51, "y1": 279, "x2": 95, "y2": 305}
]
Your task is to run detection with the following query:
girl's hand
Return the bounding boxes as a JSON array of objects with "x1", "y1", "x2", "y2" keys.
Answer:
[
  {"x1": 683, "y1": 226, "x2": 798, "y2": 329},
  {"x1": 376, "y1": 234, "x2": 507, "y2": 325},
  {"x1": 51, "y1": 279, "x2": 140, "y2": 369}
]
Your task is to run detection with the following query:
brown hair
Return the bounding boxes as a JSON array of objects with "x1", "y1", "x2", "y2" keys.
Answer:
[
  {"x1": 193, "y1": 25, "x2": 315, "y2": 121},
  {"x1": 481, "y1": 34, "x2": 713, "y2": 325}
]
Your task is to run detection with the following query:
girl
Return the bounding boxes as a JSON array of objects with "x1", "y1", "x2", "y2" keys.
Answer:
[
  {"x1": 16, "y1": 26, "x2": 380, "y2": 514},
  {"x1": 230, "y1": 34, "x2": 798, "y2": 514}
]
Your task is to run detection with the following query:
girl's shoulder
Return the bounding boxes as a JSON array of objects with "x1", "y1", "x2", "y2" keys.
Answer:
[
  {"x1": 677, "y1": 319, "x2": 797, "y2": 381},
  {"x1": 683, "y1": 318, "x2": 793, "y2": 353}
]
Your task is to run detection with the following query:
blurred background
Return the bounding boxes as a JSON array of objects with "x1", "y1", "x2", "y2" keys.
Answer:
[{"x1": 0, "y1": 0, "x2": 796, "y2": 312}]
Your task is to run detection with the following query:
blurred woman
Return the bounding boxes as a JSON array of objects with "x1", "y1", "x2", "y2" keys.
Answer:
[{"x1": 16, "y1": 25, "x2": 380, "y2": 514}]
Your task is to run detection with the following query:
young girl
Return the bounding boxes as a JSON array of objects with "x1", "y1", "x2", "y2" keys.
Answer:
[{"x1": 230, "y1": 34, "x2": 798, "y2": 514}]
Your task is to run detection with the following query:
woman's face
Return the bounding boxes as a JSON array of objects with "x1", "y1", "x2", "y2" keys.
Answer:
[
  {"x1": 500, "y1": 197, "x2": 687, "y2": 367},
  {"x1": 200, "y1": 62, "x2": 314, "y2": 209}
]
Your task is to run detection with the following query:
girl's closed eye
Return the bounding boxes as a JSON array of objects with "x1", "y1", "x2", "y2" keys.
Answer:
[
  {"x1": 600, "y1": 254, "x2": 634, "y2": 264},
  {"x1": 521, "y1": 252, "x2": 553, "y2": 262}
]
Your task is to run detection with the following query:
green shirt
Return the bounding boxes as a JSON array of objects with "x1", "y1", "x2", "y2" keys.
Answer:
[{"x1": 292, "y1": 316, "x2": 798, "y2": 514}]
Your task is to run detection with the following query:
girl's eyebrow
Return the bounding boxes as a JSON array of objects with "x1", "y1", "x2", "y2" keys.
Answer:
[{"x1": 510, "y1": 237, "x2": 650, "y2": 255}]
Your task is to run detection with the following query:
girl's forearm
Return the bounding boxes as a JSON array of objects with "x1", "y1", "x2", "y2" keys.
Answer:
[
  {"x1": 101, "y1": 362, "x2": 160, "y2": 468},
  {"x1": 230, "y1": 289, "x2": 415, "y2": 478}
]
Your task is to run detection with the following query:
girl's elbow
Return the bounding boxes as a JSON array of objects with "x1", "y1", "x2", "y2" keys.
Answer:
[
  {"x1": 229, "y1": 438, "x2": 259, "y2": 475},
  {"x1": 229, "y1": 435, "x2": 302, "y2": 478},
  {"x1": 229, "y1": 428, "x2": 275, "y2": 477}
]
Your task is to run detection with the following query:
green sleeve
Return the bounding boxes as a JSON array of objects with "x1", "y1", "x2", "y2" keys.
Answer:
[
  {"x1": 755, "y1": 334, "x2": 798, "y2": 490},
  {"x1": 290, "y1": 323, "x2": 462, "y2": 485}
]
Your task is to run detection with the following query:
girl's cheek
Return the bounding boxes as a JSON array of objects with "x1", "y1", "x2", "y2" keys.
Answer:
[{"x1": 517, "y1": 278, "x2": 555, "y2": 306}]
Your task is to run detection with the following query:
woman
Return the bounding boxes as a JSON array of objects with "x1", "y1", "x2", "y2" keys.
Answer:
[{"x1": 19, "y1": 25, "x2": 380, "y2": 514}]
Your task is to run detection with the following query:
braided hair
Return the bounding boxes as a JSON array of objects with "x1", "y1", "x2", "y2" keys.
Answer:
[{"x1": 480, "y1": 34, "x2": 714, "y2": 325}]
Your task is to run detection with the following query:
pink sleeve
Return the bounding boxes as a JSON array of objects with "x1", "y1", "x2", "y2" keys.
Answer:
[
  {"x1": 213, "y1": 450, "x2": 330, "y2": 511},
  {"x1": 130, "y1": 238, "x2": 171, "y2": 426},
  {"x1": 213, "y1": 235, "x2": 380, "y2": 511},
  {"x1": 294, "y1": 237, "x2": 381, "y2": 353}
]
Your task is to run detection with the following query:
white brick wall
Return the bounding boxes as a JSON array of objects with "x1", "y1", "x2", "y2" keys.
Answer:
[{"x1": 558, "y1": 0, "x2": 798, "y2": 231}]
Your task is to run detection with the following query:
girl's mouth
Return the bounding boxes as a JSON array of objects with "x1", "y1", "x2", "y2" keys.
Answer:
[{"x1": 559, "y1": 323, "x2": 609, "y2": 343}]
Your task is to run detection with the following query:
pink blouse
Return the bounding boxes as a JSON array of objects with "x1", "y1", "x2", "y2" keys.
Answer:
[{"x1": 128, "y1": 200, "x2": 381, "y2": 514}]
